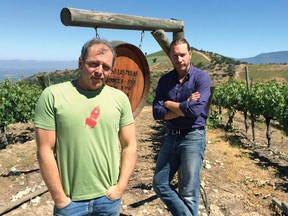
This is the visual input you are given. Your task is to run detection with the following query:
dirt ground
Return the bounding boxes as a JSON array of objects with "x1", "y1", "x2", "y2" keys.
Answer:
[{"x1": 0, "y1": 106, "x2": 287, "y2": 216}]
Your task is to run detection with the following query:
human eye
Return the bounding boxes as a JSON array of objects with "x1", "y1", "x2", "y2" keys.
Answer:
[
  {"x1": 86, "y1": 61, "x2": 99, "y2": 68},
  {"x1": 102, "y1": 64, "x2": 112, "y2": 72}
]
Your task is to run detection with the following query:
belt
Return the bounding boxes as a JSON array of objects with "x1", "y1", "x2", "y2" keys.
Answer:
[{"x1": 167, "y1": 127, "x2": 205, "y2": 135}]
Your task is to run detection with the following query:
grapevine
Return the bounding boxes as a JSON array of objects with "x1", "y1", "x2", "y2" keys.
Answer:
[
  {"x1": 212, "y1": 80, "x2": 287, "y2": 146},
  {"x1": 0, "y1": 79, "x2": 42, "y2": 126}
]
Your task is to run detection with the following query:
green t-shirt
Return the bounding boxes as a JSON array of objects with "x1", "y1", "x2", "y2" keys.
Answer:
[{"x1": 34, "y1": 81, "x2": 134, "y2": 201}]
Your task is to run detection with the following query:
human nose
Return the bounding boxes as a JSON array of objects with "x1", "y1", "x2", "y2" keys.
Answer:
[{"x1": 175, "y1": 56, "x2": 182, "y2": 62}]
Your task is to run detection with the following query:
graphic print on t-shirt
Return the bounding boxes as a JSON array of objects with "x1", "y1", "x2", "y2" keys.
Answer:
[{"x1": 85, "y1": 105, "x2": 100, "y2": 128}]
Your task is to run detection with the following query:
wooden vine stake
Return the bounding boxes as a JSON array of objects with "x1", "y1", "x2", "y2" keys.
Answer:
[{"x1": 245, "y1": 65, "x2": 256, "y2": 142}]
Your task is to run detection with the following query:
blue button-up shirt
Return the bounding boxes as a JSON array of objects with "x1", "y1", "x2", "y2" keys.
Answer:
[{"x1": 152, "y1": 65, "x2": 211, "y2": 129}]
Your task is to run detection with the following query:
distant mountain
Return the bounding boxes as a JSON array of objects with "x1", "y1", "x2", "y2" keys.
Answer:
[
  {"x1": 1, "y1": 50, "x2": 287, "y2": 81},
  {"x1": 238, "y1": 51, "x2": 288, "y2": 64},
  {"x1": 0, "y1": 59, "x2": 78, "y2": 80}
]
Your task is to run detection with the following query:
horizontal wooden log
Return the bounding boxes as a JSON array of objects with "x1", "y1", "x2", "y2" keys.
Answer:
[
  {"x1": 61, "y1": 8, "x2": 184, "y2": 32},
  {"x1": 0, "y1": 186, "x2": 48, "y2": 215}
]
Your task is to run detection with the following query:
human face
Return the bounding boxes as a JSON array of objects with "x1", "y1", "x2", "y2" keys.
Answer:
[
  {"x1": 78, "y1": 44, "x2": 114, "y2": 91},
  {"x1": 170, "y1": 43, "x2": 192, "y2": 74}
]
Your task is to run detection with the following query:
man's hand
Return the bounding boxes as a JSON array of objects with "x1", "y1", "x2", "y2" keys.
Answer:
[
  {"x1": 55, "y1": 196, "x2": 71, "y2": 208},
  {"x1": 106, "y1": 184, "x2": 125, "y2": 200},
  {"x1": 187, "y1": 92, "x2": 200, "y2": 101}
]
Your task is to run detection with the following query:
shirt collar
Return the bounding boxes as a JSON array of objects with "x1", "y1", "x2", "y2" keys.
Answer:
[{"x1": 172, "y1": 64, "x2": 193, "y2": 81}]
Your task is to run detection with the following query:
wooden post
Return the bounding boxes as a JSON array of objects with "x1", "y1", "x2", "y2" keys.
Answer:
[
  {"x1": 245, "y1": 66, "x2": 250, "y2": 90},
  {"x1": 173, "y1": 31, "x2": 185, "y2": 40},
  {"x1": 244, "y1": 66, "x2": 250, "y2": 135},
  {"x1": 151, "y1": 29, "x2": 171, "y2": 57},
  {"x1": 272, "y1": 198, "x2": 288, "y2": 214},
  {"x1": 0, "y1": 121, "x2": 8, "y2": 149},
  {"x1": 151, "y1": 29, "x2": 185, "y2": 58},
  {"x1": 245, "y1": 65, "x2": 256, "y2": 142}
]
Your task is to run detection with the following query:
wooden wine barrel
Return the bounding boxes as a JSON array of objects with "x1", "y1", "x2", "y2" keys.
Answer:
[{"x1": 106, "y1": 41, "x2": 150, "y2": 118}]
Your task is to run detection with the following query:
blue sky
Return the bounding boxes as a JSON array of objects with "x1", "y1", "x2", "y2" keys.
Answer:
[{"x1": 1, "y1": 0, "x2": 287, "y2": 61}]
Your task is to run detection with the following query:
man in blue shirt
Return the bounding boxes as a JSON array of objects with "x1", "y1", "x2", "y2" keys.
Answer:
[{"x1": 152, "y1": 38, "x2": 211, "y2": 216}]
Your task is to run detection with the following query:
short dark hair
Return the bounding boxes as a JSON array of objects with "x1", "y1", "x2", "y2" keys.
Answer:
[
  {"x1": 80, "y1": 38, "x2": 117, "y2": 67},
  {"x1": 170, "y1": 38, "x2": 190, "y2": 52}
]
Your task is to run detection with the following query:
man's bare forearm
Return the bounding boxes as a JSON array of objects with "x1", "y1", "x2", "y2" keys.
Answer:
[
  {"x1": 164, "y1": 110, "x2": 181, "y2": 120},
  {"x1": 106, "y1": 123, "x2": 137, "y2": 199},
  {"x1": 35, "y1": 128, "x2": 70, "y2": 208},
  {"x1": 164, "y1": 101, "x2": 184, "y2": 117},
  {"x1": 38, "y1": 151, "x2": 70, "y2": 207}
]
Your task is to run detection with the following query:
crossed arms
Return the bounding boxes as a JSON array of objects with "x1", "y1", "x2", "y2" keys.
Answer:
[{"x1": 163, "y1": 92, "x2": 200, "y2": 120}]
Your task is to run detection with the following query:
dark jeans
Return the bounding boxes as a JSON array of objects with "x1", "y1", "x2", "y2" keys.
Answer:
[{"x1": 153, "y1": 129, "x2": 206, "y2": 216}]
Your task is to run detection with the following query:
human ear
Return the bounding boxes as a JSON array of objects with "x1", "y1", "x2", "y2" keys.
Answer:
[
  {"x1": 78, "y1": 57, "x2": 83, "y2": 69},
  {"x1": 189, "y1": 50, "x2": 193, "y2": 59}
]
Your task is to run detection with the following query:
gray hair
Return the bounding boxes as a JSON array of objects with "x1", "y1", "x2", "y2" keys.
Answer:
[{"x1": 80, "y1": 38, "x2": 117, "y2": 67}]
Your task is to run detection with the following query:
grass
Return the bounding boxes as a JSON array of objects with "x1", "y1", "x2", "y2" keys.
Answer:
[
  {"x1": 191, "y1": 52, "x2": 210, "y2": 67},
  {"x1": 238, "y1": 64, "x2": 288, "y2": 82},
  {"x1": 146, "y1": 50, "x2": 210, "y2": 67}
]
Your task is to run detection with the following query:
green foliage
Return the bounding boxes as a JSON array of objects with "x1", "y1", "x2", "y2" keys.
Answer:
[
  {"x1": 248, "y1": 81, "x2": 285, "y2": 119},
  {"x1": 0, "y1": 79, "x2": 42, "y2": 126},
  {"x1": 207, "y1": 113, "x2": 223, "y2": 129},
  {"x1": 212, "y1": 80, "x2": 287, "y2": 133},
  {"x1": 146, "y1": 70, "x2": 166, "y2": 106},
  {"x1": 213, "y1": 80, "x2": 248, "y2": 112},
  {"x1": 0, "y1": 69, "x2": 78, "y2": 127},
  {"x1": 277, "y1": 84, "x2": 288, "y2": 134},
  {"x1": 146, "y1": 92, "x2": 155, "y2": 106}
]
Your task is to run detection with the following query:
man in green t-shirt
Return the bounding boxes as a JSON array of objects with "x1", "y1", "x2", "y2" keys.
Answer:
[{"x1": 34, "y1": 38, "x2": 137, "y2": 215}]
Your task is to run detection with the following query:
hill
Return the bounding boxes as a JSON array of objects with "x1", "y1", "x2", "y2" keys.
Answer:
[
  {"x1": 239, "y1": 51, "x2": 288, "y2": 64},
  {"x1": 236, "y1": 64, "x2": 288, "y2": 83},
  {"x1": 0, "y1": 60, "x2": 77, "y2": 80},
  {"x1": 2, "y1": 49, "x2": 288, "y2": 85},
  {"x1": 146, "y1": 50, "x2": 212, "y2": 73},
  {"x1": 146, "y1": 50, "x2": 288, "y2": 84}
]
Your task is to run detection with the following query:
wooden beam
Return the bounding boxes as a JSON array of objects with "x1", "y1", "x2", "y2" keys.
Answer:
[
  {"x1": 151, "y1": 29, "x2": 171, "y2": 57},
  {"x1": 60, "y1": 8, "x2": 184, "y2": 32},
  {"x1": 173, "y1": 31, "x2": 185, "y2": 40}
]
